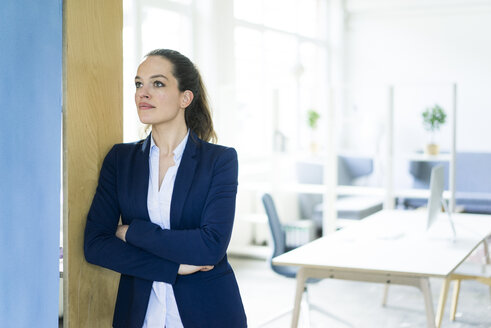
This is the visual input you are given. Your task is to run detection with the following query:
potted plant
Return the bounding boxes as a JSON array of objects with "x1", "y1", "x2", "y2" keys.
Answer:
[
  {"x1": 307, "y1": 109, "x2": 320, "y2": 153},
  {"x1": 422, "y1": 104, "x2": 447, "y2": 155}
]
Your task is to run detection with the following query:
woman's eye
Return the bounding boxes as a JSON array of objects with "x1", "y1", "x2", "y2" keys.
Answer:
[
  {"x1": 154, "y1": 81, "x2": 165, "y2": 87},
  {"x1": 135, "y1": 81, "x2": 142, "y2": 88}
]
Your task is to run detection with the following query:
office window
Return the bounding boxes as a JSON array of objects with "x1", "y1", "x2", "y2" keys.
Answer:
[
  {"x1": 140, "y1": 7, "x2": 192, "y2": 56},
  {"x1": 233, "y1": 0, "x2": 328, "y2": 156}
]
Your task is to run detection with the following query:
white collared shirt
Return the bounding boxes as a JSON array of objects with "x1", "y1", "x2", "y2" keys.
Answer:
[{"x1": 142, "y1": 131, "x2": 189, "y2": 328}]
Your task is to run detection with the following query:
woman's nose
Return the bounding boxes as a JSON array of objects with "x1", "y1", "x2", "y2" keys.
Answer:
[{"x1": 136, "y1": 86, "x2": 150, "y2": 99}]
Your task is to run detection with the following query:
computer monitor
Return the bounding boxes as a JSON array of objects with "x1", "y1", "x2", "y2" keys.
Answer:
[
  {"x1": 426, "y1": 164, "x2": 445, "y2": 230},
  {"x1": 426, "y1": 164, "x2": 456, "y2": 240}
]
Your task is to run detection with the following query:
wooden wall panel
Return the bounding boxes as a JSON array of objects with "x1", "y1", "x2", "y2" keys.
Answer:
[{"x1": 63, "y1": 0, "x2": 122, "y2": 327}]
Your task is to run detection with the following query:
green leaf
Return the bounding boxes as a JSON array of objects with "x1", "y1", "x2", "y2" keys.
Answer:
[{"x1": 422, "y1": 104, "x2": 446, "y2": 132}]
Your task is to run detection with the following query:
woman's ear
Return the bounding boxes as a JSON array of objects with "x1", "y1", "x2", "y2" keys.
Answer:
[{"x1": 181, "y1": 90, "x2": 194, "y2": 109}]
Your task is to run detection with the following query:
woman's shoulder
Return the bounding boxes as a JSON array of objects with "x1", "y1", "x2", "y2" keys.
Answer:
[
  {"x1": 114, "y1": 138, "x2": 146, "y2": 149},
  {"x1": 196, "y1": 138, "x2": 237, "y2": 158},
  {"x1": 106, "y1": 138, "x2": 147, "y2": 158}
]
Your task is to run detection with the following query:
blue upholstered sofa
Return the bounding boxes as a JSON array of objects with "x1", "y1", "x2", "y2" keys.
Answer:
[{"x1": 401, "y1": 152, "x2": 491, "y2": 214}]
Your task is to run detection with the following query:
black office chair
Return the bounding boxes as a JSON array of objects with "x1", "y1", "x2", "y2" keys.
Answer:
[{"x1": 259, "y1": 193, "x2": 344, "y2": 327}]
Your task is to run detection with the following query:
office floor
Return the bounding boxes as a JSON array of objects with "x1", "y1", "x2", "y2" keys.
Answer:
[{"x1": 230, "y1": 256, "x2": 491, "y2": 328}]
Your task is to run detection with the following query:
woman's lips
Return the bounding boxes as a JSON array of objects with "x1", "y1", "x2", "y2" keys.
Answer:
[{"x1": 138, "y1": 102, "x2": 155, "y2": 110}]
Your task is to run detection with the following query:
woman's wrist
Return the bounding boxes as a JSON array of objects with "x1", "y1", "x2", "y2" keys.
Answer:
[{"x1": 116, "y1": 225, "x2": 129, "y2": 242}]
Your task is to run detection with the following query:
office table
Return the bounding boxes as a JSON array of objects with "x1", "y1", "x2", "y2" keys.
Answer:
[{"x1": 272, "y1": 210, "x2": 491, "y2": 328}]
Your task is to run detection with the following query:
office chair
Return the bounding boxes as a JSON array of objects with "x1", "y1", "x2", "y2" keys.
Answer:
[{"x1": 259, "y1": 193, "x2": 344, "y2": 327}]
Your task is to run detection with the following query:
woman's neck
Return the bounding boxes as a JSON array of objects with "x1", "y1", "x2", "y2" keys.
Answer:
[{"x1": 151, "y1": 123, "x2": 188, "y2": 156}]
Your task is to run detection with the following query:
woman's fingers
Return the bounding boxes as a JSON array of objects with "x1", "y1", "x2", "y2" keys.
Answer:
[
  {"x1": 178, "y1": 264, "x2": 214, "y2": 275},
  {"x1": 200, "y1": 265, "x2": 214, "y2": 271},
  {"x1": 178, "y1": 264, "x2": 198, "y2": 275}
]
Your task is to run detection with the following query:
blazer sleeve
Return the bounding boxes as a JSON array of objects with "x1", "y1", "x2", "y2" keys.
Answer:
[
  {"x1": 84, "y1": 145, "x2": 179, "y2": 284},
  {"x1": 125, "y1": 147, "x2": 238, "y2": 266}
]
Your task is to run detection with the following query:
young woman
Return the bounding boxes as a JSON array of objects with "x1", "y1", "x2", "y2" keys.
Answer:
[{"x1": 84, "y1": 49, "x2": 247, "y2": 328}]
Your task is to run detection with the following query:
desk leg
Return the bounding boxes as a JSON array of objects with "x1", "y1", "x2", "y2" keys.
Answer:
[
  {"x1": 483, "y1": 238, "x2": 490, "y2": 264},
  {"x1": 419, "y1": 278, "x2": 436, "y2": 328},
  {"x1": 381, "y1": 283, "x2": 389, "y2": 306},
  {"x1": 450, "y1": 280, "x2": 461, "y2": 321},
  {"x1": 482, "y1": 238, "x2": 491, "y2": 301},
  {"x1": 435, "y1": 278, "x2": 450, "y2": 328},
  {"x1": 291, "y1": 268, "x2": 307, "y2": 328}
]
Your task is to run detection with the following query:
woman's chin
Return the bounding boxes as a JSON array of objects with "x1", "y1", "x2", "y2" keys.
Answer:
[{"x1": 137, "y1": 114, "x2": 154, "y2": 125}]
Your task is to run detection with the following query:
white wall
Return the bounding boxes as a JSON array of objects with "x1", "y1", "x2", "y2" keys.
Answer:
[{"x1": 345, "y1": 0, "x2": 491, "y2": 152}]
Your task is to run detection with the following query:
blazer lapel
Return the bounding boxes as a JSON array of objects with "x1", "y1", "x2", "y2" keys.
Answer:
[
  {"x1": 134, "y1": 134, "x2": 152, "y2": 221},
  {"x1": 170, "y1": 132, "x2": 199, "y2": 229}
]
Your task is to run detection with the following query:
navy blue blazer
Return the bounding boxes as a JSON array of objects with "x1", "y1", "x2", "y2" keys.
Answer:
[{"x1": 84, "y1": 132, "x2": 247, "y2": 328}]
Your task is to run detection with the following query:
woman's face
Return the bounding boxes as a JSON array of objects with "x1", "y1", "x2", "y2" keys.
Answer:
[{"x1": 134, "y1": 56, "x2": 189, "y2": 127}]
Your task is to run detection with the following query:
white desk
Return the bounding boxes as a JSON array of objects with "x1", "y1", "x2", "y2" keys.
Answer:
[{"x1": 273, "y1": 210, "x2": 491, "y2": 328}]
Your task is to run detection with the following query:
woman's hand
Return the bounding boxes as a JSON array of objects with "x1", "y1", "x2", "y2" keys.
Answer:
[
  {"x1": 178, "y1": 264, "x2": 214, "y2": 275},
  {"x1": 116, "y1": 225, "x2": 129, "y2": 242}
]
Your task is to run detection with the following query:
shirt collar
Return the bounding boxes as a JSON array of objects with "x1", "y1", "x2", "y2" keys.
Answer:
[{"x1": 150, "y1": 130, "x2": 189, "y2": 162}]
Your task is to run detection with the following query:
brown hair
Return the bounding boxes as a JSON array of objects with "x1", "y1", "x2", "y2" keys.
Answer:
[{"x1": 146, "y1": 49, "x2": 217, "y2": 143}]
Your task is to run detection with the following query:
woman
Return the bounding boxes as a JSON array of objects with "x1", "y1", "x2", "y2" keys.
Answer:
[{"x1": 84, "y1": 49, "x2": 247, "y2": 328}]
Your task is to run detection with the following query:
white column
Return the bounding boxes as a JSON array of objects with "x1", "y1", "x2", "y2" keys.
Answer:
[
  {"x1": 450, "y1": 83, "x2": 457, "y2": 213},
  {"x1": 385, "y1": 85, "x2": 395, "y2": 209}
]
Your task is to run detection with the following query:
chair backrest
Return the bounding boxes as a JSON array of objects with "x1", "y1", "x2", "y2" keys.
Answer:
[
  {"x1": 338, "y1": 155, "x2": 374, "y2": 185},
  {"x1": 296, "y1": 156, "x2": 374, "y2": 186},
  {"x1": 262, "y1": 193, "x2": 307, "y2": 279},
  {"x1": 262, "y1": 193, "x2": 286, "y2": 258}
]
